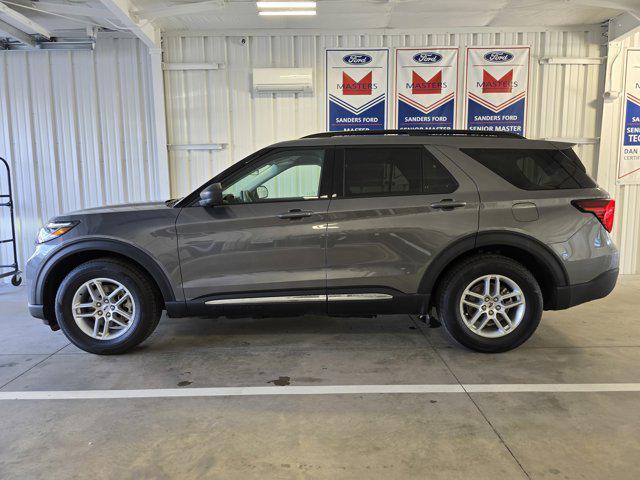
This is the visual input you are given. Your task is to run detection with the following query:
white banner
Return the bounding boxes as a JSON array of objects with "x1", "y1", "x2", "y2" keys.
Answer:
[
  {"x1": 325, "y1": 49, "x2": 389, "y2": 131},
  {"x1": 394, "y1": 48, "x2": 458, "y2": 130},
  {"x1": 618, "y1": 48, "x2": 640, "y2": 184},
  {"x1": 464, "y1": 47, "x2": 530, "y2": 135}
]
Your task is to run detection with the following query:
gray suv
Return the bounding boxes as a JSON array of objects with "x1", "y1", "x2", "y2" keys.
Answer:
[{"x1": 26, "y1": 130, "x2": 619, "y2": 354}]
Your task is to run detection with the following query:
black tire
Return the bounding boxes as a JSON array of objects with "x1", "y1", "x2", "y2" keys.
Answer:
[
  {"x1": 55, "y1": 258, "x2": 162, "y2": 355},
  {"x1": 437, "y1": 254, "x2": 543, "y2": 353},
  {"x1": 11, "y1": 274, "x2": 22, "y2": 286}
]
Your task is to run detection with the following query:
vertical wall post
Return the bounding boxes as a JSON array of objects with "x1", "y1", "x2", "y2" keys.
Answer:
[{"x1": 149, "y1": 47, "x2": 171, "y2": 198}]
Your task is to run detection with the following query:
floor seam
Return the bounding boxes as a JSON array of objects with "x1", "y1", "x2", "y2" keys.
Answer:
[
  {"x1": 408, "y1": 314, "x2": 532, "y2": 480},
  {"x1": 0, "y1": 343, "x2": 70, "y2": 390}
]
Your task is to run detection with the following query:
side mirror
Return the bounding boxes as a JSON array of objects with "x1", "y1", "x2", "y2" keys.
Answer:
[{"x1": 200, "y1": 182, "x2": 223, "y2": 207}]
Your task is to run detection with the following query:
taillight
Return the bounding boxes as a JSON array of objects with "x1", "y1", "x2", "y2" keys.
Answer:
[{"x1": 572, "y1": 199, "x2": 615, "y2": 232}]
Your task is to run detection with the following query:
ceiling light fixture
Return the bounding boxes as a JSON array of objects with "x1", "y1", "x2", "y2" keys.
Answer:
[
  {"x1": 259, "y1": 10, "x2": 317, "y2": 16},
  {"x1": 257, "y1": 2, "x2": 317, "y2": 8}
]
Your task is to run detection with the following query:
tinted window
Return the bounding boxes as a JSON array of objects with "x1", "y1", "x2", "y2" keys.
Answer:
[
  {"x1": 343, "y1": 147, "x2": 456, "y2": 197},
  {"x1": 423, "y1": 150, "x2": 458, "y2": 194},
  {"x1": 222, "y1": 149, "x2": 324, "y2": 203},
  {"x1": 344, "y1": 147, "x2": 421, "y2": 197},
  {"x1": 462, "y1": 148, "x2": 596, "y2": 190}
]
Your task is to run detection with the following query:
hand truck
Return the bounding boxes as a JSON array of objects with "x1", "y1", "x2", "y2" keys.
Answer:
[{"x1": 0, "y1": 157, "x2": 22, "y2": 286}]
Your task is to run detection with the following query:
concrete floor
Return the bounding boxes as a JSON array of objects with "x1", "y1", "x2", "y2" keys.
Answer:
[{"x1": 1, "y1": 277, "x2": 640, "y2": 479}]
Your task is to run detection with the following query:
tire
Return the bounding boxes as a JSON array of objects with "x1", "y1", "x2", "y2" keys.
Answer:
[
  {"x1": 54, "y1": 258, "x2": 162, "y2": 355},
  {"x1": 11, "y1": 274, "x2": 22, "y2": 286},
  {"x1": 437, "y1": 254, "x2": 543, "y2": 353}
]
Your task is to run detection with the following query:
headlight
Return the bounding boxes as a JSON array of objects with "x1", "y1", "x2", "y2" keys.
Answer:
[{"x1": 36, "y1": 222, "x2": 78, "y2": 244}]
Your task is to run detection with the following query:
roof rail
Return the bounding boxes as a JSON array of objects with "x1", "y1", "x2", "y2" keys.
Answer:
[{"x1": 302, "y1": 129, "x2": 524, "y2": 139}]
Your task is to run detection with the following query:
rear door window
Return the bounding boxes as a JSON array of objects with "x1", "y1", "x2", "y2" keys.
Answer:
[
  {"x1": 342, "y1": 146, "x2": 457, "y2": 197},
  {"x1": 343, "y1": 147, "x2": 422, "y2": 197},
  {"x1": 461, "y1": 148, "x2": 596, "y2": 190}
]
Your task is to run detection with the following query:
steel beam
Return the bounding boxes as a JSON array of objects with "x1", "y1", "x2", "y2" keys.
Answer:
[
  {"x1": 0, "y1": 18, "x2": 35, "y2": 47},
  {"x1": 95, "y1": 0, "x2": 159, "y2": 48},
  {"x1": 609, "y1": 11, "x2": 640, "y2": 43},
  {"x1": 0, "y1": 2, "x2": 51, "y2": 38}
]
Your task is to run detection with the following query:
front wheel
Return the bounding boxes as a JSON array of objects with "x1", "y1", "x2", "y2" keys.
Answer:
[
  {"x1": 55, "y1": 259, "x2": 162, "y2": 354},
  {"x1": 437, "y1": 255, "x2": 543, "y2": 353}
]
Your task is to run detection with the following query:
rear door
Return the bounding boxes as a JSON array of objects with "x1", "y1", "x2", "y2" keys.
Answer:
[
  {"x1": 176, "y1": 147, "x2": 333, "y2": 305},
  {"x1": 325, "y1": 144, "x2": 479, "y2": 310}
]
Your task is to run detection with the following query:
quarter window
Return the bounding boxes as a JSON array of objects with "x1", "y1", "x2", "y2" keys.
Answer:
[{"x1": 461, "y1": 148, "x2": 597, "y2": 190}]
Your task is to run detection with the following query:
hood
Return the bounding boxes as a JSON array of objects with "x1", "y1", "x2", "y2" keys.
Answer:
[{"x1": 64, "y1": 201, "x2": 170, "y2": 216}]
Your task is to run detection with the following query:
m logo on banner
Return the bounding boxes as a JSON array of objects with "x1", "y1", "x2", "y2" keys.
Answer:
[
  {"x1": 482, "y1": 70, "x2": 513, "y2": 93},
  {"x1": 342, "y1": 71, "x2": 373, "y2": 96},
  {"x1": 411, "y1": 71, "x2": 443, "y2": 95}
]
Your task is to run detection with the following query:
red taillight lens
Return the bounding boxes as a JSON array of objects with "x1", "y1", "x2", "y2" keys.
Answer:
[{"x1": 572, "y1": 199, "x2": 615, "y2": 232}]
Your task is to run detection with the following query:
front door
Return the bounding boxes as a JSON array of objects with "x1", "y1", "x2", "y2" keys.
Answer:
[{"x1": 176, "y1": 147, "x2": 332, "y2": 305}]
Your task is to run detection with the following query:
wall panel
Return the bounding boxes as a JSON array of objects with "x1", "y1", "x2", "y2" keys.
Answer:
[
  {"x1": 0, "y1": 37, "x2": 163, "y2": 279},
  {"x1": 164, "y1": 28, "x2": 606, "y2": 197},
  {"x1": 598, "y1": 32, "x2": 640, "y2": 275}
]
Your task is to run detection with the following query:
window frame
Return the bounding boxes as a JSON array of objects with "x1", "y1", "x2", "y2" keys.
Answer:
[
  {"x1": 186, "y1": 146, "x2": 335, "y2": 207},
  {"x1": 334, "y1": 145, "x2": 458, "y2": 199}
]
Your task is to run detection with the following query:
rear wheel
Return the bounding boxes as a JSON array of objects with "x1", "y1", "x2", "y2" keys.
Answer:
[
  {"x1": 437, "y1": 255, "x2": 543, "y2": 353},
  {"x1": 55, "y1": 259, "x2": 162, "y2": 354}
]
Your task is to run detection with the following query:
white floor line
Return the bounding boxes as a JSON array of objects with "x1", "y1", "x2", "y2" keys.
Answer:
[{"x1": 1, "y1": 383, "x2": 640, "y2": 400}]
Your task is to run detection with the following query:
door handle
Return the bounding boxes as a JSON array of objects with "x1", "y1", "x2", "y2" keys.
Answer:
[
  {"x1": 277, "y1": 209, "x2": 314, "y2": 220},
  {"x1": 430, "y1": 199, "x2": 467, "y2": 210}
]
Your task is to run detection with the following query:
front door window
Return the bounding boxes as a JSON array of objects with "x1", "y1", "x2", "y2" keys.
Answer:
[{"x1": 222, "y1": 149, "x2": 325, "y2": 204}]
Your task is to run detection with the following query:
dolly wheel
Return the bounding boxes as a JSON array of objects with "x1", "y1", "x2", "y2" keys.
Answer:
[{"x1": 11, "y1": 274, "x2": 22, "y2": 286}]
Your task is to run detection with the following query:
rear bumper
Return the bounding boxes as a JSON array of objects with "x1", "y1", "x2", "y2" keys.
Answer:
[{"x1": 551, "y1": 268, "x2": 619, "y2": 310}]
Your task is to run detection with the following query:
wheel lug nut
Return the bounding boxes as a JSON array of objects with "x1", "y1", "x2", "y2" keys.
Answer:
[
  {"x1": 97, "y1": 311, "x2": 103, "y2": 316},
  {"x1": 489, "y1": 310, "x2": 494, "y2": 315},
  {"x1": 484, "y1": 297, "x2": 490, "y2": 301},
  {"x1": 96, "y1": 302, "x2": 101, "y2": 307},
  {"x1": 496, "y1": 305, "x2": 501, "y2": 310},
  {"x1": 481, "y1": 305, "x2": 486, "y2": 310},
  {"x1": 106, "y1": 313, "x2": 111, "y2": 317},
  {"x1": 494, "y1": 297, "x2": 498, "y2": 302}
]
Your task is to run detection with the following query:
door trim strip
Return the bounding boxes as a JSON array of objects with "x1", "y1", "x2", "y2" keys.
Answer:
[
  {"x1": 204, "y1": 293, "x2": 393, "y2": 305},
  {"x1": 327, "y1": 293, "x2": 393, "y2": 301},
  {"x1": 205, "y1": 295, "x2": 326, "y2": 305}
]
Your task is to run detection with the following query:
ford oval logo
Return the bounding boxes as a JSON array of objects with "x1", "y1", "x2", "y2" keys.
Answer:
[
  {"x1": 343, "y1": 53, "x2": 372, "y2": 65},
  {"x1": 413, "y1": 52, "x2": 442, "y2": 64},
  {"x1": 484, "y1": 51, "x2": 514, "y2": 63}
]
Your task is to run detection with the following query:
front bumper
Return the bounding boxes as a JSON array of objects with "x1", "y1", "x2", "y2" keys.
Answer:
[
  {"x1": 551, "y1": 268, "x2": 619, "y2": 310},
  {"x1": 28, "y1": 303, "x2": 60, "y2": 330}
]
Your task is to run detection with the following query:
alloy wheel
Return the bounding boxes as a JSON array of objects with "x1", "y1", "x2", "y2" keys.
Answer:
[
  {"x1": 71, "y1": 278, "x2": 136, "y2": 340},
  {"x1": 459, "y1": 274, "x2": 526, "y2": 338}
]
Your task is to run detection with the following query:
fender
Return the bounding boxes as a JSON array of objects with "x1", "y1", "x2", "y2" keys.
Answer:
[
  {"x1": 418, "y1": 230, "x2": 569, "y2": 294},
  {"x1": 33, "y1": 238, "x2": 177, "y2": 306},
  {"x1": 475, "y1": 231, "x2": 569, "y2": 286}
]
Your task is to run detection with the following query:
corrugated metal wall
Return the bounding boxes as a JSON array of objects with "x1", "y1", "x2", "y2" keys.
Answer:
[
  {"x1": 598, "y1": 31, "x2": 640, "y2": 275},
  {"x1": 0, "y1": 37, "x2": 163, "y2": 278},
  {"x1": 163, "y1": 28, "x2": 606, "y2": 197}
]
